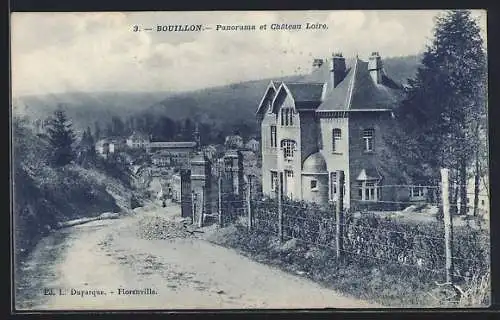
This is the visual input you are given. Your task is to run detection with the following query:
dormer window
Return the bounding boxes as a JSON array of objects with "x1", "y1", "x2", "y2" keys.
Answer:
[
  {"x1": 281, "y1": 139, "x2": 296, "y2": 161},
  {"x1": 280, "y1": 107, "x2": 294, "y2": 126}
]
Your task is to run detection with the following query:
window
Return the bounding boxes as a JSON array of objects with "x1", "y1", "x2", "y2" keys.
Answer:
[
  {"x1": 280, "y1": 108, "x2": 294, "y2": 126},
  {"x1": 311, "y1": 180, "x2": 318, "y2": 191},
  {"x1": 271, "y1": 171, "x2": 278, "y2": 191},
  {"x1": 332, "y1": 128, "x2": 342, "y2": 152},
  {"x1": 410, "y1": 186, "x2": 425, "y2": 198},
  {"x1": 281, "y1": 139, "x2": 296, "y2": 160},
  {"x1": 363, "y1": 129, "x2": 374, "y2": 152},
  {"x1": 330, "y1": 172, "x2": 338, "y2": 200},
  {"x1": 270, "y1": 126, "x2": 277, "y2": 148},
  {"x1": 358, "y1": 180, "x2": 379, "y2": 201},
  {"x1": 266, "y1": 101, "x2": 272, "y2": 113}
]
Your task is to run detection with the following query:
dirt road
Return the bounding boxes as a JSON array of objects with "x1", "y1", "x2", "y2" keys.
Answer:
[{"x1": 15, "y1": 203, "x2": 379, "y2": 310}]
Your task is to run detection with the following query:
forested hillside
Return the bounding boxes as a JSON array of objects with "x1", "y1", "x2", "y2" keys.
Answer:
[
  {"x1": 12, "y1": 55, "x2": 422, "y2": 144},
  {"x1": 12, "y1": 116, "x2": 140, "y2": 263}
]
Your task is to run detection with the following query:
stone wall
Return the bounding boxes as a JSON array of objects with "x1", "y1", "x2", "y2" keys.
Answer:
[{"x1": 348, "y1": 111, "x2": 398, "y2": 209}]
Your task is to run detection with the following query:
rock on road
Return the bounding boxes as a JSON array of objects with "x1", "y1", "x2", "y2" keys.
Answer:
[{"x1": 15, "y1": 203, "x2": 379, "y2": 310}]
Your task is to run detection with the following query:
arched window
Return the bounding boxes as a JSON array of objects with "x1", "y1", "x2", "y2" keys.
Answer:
[{"x1": 280, "y1": 139, "x2": 296, "y2": 160}]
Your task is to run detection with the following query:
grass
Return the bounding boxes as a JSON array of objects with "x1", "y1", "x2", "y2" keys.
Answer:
[{"x1": 206, "y1": 220, "x2": 490, "y2": 308}]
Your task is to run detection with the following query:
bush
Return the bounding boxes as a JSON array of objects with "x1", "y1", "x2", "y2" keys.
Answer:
[
  {"x1": 130, "y1": 195, "x2": 142, "y2": 209},
  {"x1": 249, "y1": 196, "x2": 489, "y2": 287},
  {"x1": 221, "y1": 193, "x2": 246, "y2": 225},
  {"x1": 94, "y1": 154, "x2": 132, "y2": 188},
  {"x1": 13, "y1": 164, "x2": 121, "y2": 261},
  {"x1": 211, "y1": 200, "x2": 490, "y2": 307}
]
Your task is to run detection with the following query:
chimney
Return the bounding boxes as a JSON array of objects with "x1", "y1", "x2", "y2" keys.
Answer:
[
  {"x1": 368, "y1": 52, "x2": 383, "y2": 84},
  {"x1": 312, "y1": 58, "x2": 324, "y2": 70},
  {"x1": 330, "y1": 52, "x2": 346, "y2": 88}
]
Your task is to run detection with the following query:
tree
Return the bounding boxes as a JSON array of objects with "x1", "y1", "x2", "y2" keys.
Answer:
[
  {"x1": 86, "y1": 126, "x2": 95, "y2": 153},
  {"x1": 94, "y1": 121, "x2": 101, "y2": 140},
  {"x1": 105, "y1": 122, "x2": 114, "y2": 138},
  {"x1": 46, "y1": 106, "x2": 76, "y2": 167},
  {"x1": 151, "y1": 116, "x2": 177, "y2": 141},
  {"x1": 111, "y1": 116, "x2": 125, "y2": 137},
  {"x1": 181, "y1": 118, "x2": 194, "y2": 141},
  {"x1": 78, "y1": 126, "x2": 96, "y2": 166},
  {"x1": 387, "y1": 10, "x2": 486, "y2": 215}
]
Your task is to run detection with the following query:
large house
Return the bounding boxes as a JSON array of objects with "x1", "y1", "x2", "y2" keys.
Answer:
[
  {"x1": 147, "y1": 141, "x2": 197, "y2": 168},
  {"x1": 256, "y1": 52, "x2": 405, "y2": 209},
  {"x1": 126, "y1": 132, "x2": 150, "y2": 148},
  {"x1": 95, "y1": 137, "x2": 126, "y2": 156},
  {"x1": 95, "y1": 139, "x2": 114, "y2": 156}
]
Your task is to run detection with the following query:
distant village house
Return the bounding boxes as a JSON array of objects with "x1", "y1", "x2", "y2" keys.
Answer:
[
  {"x1": 245, "y1": 138, "x2": 260, "y2": 153},
  {"x1": 147, "y1": 141, "x2": 197, "y2": 168},
  {"x1": 224, "y1": 134, "x2": 244, "y2": 149},
  {"x1": 95, "y1": 137, "x2": 125, "y2": 156},
  {"x1": 126, "y1": 132, "x2": 150, "y2": 149}
]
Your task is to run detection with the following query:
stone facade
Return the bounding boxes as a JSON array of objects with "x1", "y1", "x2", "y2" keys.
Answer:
[
  {"x1": 222, "y1": 150, "x2": 244, "y2": 197},
  {"x1": 190, "y1": 152, "x2": 212, "y2": 224}
]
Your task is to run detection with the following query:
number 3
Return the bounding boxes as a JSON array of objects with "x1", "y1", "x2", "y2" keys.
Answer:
[{"x1": 133, "y1": 25, "x2": 139, "y2": 32}]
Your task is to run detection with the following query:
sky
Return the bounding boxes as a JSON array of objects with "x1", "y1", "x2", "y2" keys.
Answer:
[{"x1": 11, "y1": 10, "x2": 487, "y2": 97}]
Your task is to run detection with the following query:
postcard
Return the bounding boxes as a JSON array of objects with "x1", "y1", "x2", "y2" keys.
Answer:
[{"x1": 11, "y1": 10, "x2": 489, "y2": 311}]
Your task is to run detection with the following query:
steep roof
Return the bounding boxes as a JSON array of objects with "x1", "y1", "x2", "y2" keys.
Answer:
[
  {"x1": 285, "y1": 83, "x2": 324, "y2": 101},
  {"x1": 275, "y1": 82, "x2": 325, "y2": 110},
  {"x1": 256, "y1": 81, "x2": 279, "y2": 114},
  {"x1": 317, "y1": 58, "x2": 403, "y2": 112},
  {"x1": 347, "y1": 60, "x2": 403, "y2": 110},
  {"x1": 355, "y1": 168, "x2": 383, "y2": 181},
  {"x1": 302, "y1": 57, "x2": 355, "y2": 85},
  {"x1": 257, "y1": 55, "x2": 403, "y2": 114},
  {"x1": 128, "y1": 131, "x2": 149, "y2": 140},
  {"x1": 302, "y1": 152, "x2": 328, "y2": 173},
  {"x1": 148, "y1": 141, "x2": 196, "y2": 148},
  {"x1": 315, "y1": 64, "x2": 355, "y2": 112}
]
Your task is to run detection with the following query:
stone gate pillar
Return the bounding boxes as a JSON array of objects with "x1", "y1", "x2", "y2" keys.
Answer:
[
  {"x1": 222, "y1": 149, "x2": 244, "y2": 197},
  {"x1": 190, "y1": 152, "x2": 212, "y2": 225},
  {"x1": 180, "y1": 169, "x2": 192, "y2": 218}
]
